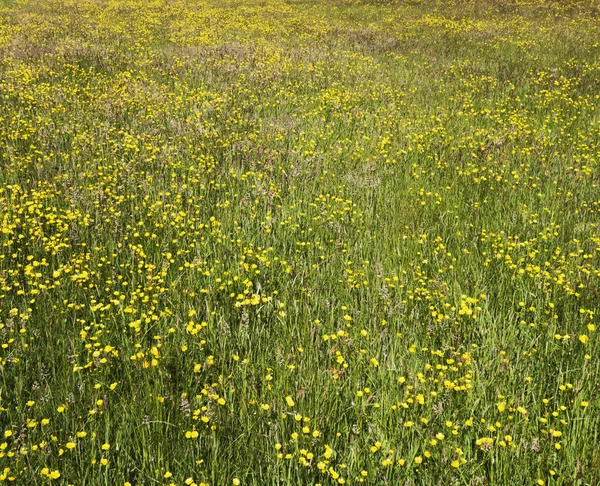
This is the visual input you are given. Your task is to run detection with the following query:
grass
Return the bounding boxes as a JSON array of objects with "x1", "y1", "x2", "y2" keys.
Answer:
[{"x1": 0, "y1": 0, "x2": 600, "y2": 484}]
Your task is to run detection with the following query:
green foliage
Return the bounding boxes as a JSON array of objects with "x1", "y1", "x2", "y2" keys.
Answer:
[{"x1": 0, "y1": 0, "x2": 599, "y2": 484}]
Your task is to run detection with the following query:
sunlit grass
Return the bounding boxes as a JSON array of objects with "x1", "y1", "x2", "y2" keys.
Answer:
[{"x1": 0, "y1": 0, "x2": 599, "y2": 484}]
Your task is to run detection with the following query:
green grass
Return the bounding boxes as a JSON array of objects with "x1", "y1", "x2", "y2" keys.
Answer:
[{"x1": 0, "y1": 0, "x2": 600, "y2": 484}]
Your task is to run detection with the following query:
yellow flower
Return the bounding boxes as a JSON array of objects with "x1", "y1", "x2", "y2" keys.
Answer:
[{"x1": 285, "y1": 396, "x2": 295, "y2": 407}]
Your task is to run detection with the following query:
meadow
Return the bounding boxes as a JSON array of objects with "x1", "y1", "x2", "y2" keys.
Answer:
[{"x1": 1, "y1": 0, "x2": 600, "y2": 484}]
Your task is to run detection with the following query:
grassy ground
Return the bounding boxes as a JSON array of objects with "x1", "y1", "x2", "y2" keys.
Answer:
[{"x1": 1, "y1": 0, "x2": 600, "y2": 484}]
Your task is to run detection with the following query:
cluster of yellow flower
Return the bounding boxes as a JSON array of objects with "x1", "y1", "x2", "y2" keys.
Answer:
[{"x1": 0, "y1": 0, "x2": 598, "y2": 484}]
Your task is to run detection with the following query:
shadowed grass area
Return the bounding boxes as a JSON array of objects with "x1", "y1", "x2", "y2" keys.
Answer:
[{"x1": 0, "y1": 0, "x2": 599, "y2": 484}]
